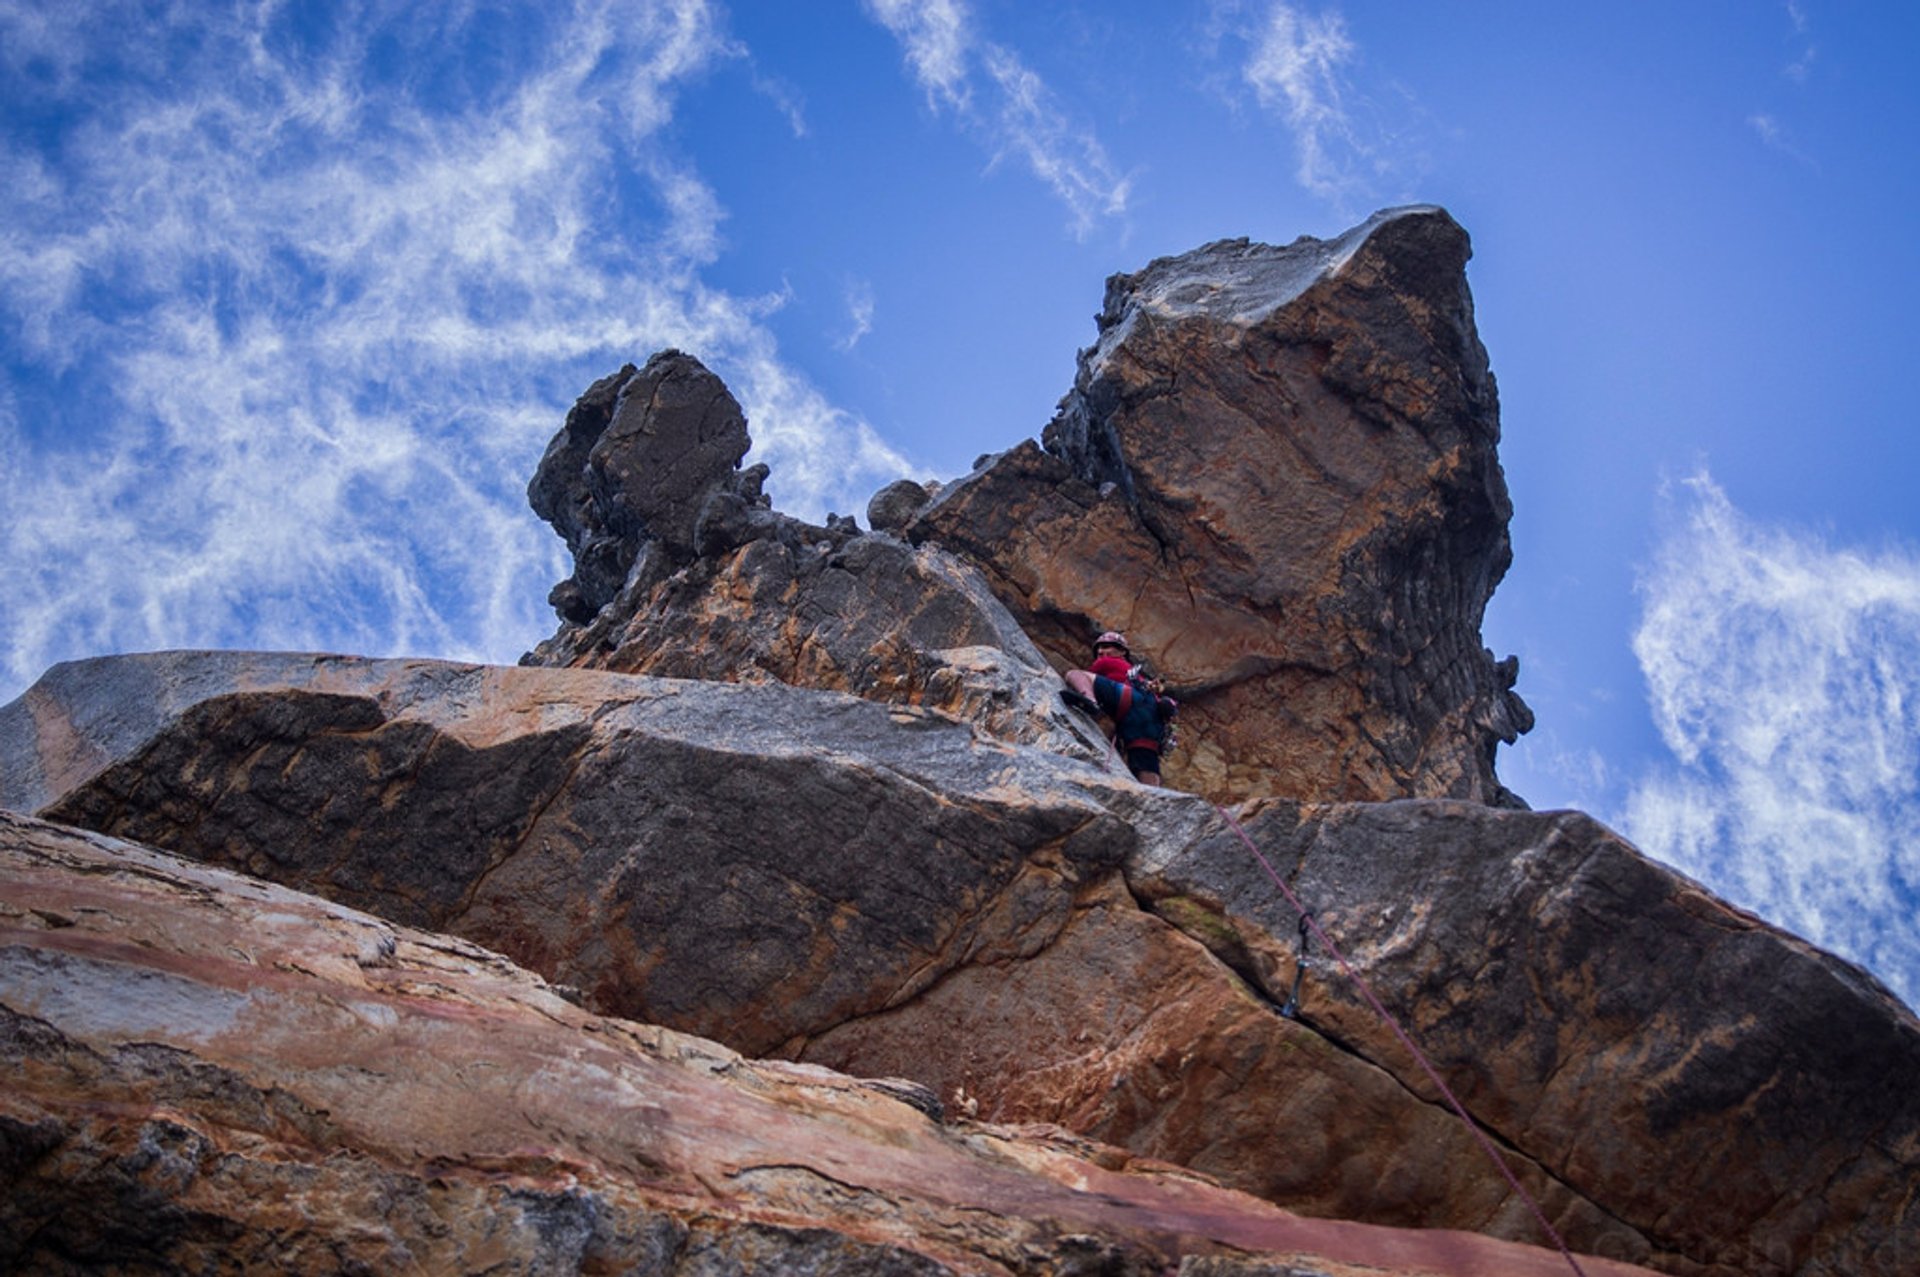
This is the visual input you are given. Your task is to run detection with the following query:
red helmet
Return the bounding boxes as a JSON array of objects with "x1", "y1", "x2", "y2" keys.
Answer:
[{"x1": 1094, "y1": 630, "x2": 1129, "y2": 653}]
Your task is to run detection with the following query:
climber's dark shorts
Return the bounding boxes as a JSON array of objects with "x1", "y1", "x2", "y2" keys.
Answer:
[{"x1": 1123, "y1": 746, "x2": 1161, "y2": 779}]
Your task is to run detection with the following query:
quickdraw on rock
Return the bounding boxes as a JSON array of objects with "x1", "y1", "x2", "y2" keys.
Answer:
[{"x1": 1279, "y1": 911, "x2": 1311, "y2": 1020}]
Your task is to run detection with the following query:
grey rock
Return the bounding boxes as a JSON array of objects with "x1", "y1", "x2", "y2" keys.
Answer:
[
  {"x1": 520, "y1": 358, "x2": 1097, "y2": 766},
  {"x1": 1, "y1": 651, "x2": 1141, "y2": 1056},
  {"x1": 1129, "y1": 798, "x2": 1920, "y2": 1277},
  {"x1": 867, "y1": 478, "x2": 933, "y2": 534},
  {"x1": 528, "y1": 350, "x2": 753, "y2": 622}
]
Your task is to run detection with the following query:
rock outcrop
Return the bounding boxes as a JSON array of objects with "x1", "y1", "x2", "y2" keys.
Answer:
[
  {"x1": 519, "y1": 212, "x2": 1531, "y2": 809},
  {"x1": 5, "y1": 650, "x2": 1917, "y2": 1275},
  {"x1": 3, "y1": 206, "x2": 1915, "y2": 1277},
  {"x1": 529, "y1": 350, "x2": 760, "y2": 618},
  {"x1": 0, "y1": 652, "x2": 1135, "y2": 1055},
  {"x1": 6, "y1": 809, "x2": 1667, "y2": 1276},
  {"x1": 907, "y1": 207, "x2": 1531, "y2": 804},
  {"x1": 522, "y1": 351, "x2": 1103, "y2": 762}
]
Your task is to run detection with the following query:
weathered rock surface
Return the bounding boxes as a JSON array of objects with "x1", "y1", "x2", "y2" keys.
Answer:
[
  {"x1": 868, "y1": 477, "x2": 937, "y2": 533},
  {"x1": 5, "y1": 809, "x2": 1667, "y2": 1276},
  {"x1": 523, "y1": 352, "x2": 1105, "y2": 764},
  {"x1": 7, "y1": 650, "x2": 1918, "y2": 1275},
  {"x1": 906, "y1": 207, "x2": 1532, "y2": 805},
  {"x1": 1129, "y1": 799, "x2": 1920, "y2": 1277},
  {"x1": 529, "y1": 350, "x2": 760, "y2": 618},
  {"x1": 520, "y1": 210, "x2": 1532, "y2": 807},
  {"x1": 0, "y1": 651, "x2": 1136, "y2": 1057},
  {"x1": 796, "y1": 871, "x2": 1616, "y2": 1251},
  {"x1": 8, "y1": 652, "x2": 1543, "y2": 1252}
]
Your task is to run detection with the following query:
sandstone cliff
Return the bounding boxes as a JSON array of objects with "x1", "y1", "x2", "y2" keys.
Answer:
[
  {"x1": 2, "y1": 207, "x2": 1915, "y2": 1277},
  {"x1": 6, "y1": 649, "x2": 1916, "y2": 1276},
  {"x1": 7, "y1": 808, "x2": 1665, "y2": 1276}
]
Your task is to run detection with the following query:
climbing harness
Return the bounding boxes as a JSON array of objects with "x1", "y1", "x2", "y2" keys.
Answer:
[
  {"x1": 1278, "y1": 912, "x2": 1311, "y2": 1020},
  {"x1": 1212, "y1": 803, "x2": 1590, "y2": 1277},
  {"x1": 1110, "y1": 677, "x2": 1177, "y2": 756}
]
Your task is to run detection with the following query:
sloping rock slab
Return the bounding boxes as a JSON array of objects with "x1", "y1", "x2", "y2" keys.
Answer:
[
  {"x1": 3, "y1": 650, "x2": 1632, "y2": 1255},
  {"x1": 0, "y1": 810, "x2": 1663, "y2": 1277},
  {"x1": 1131, "y1": 799, "x2": 1920, "y2": 1277},
  {"x1": 797, "y1": 872, "x2": 1622, "y2": 1258},
  {"x1": 0, "y1": 651, "x2": 1137, "y2": 1057},
  {"x1": 907, "y1": 207, "x2": 1531, "y2": 805}
]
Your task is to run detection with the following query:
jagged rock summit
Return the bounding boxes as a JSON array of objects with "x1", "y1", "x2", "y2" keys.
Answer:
[
  {"x1": 522, "y1": 348, "x2": 1108, "y2": 764},
  {"x1": 3, "y1": 207, "x2": 1917, "y2": 1277},
  {"x1": 907, "y1": 207, "x2": 1531, "y2": 804},
  {"x1": 520, "y1": 208, "x2": 1531, "y2": 807}
]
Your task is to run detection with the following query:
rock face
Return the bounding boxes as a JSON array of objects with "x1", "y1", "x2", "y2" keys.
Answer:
[
  {"x1": 0, "y1": 652, "x2": 1136, "y2": 1057},
  {"x1": 521, "y1": 210, "x2": 1529, "y2": 807},
  {"x1": 523, "y1": 352, "x2": 1105, "y2": 762},
  {"x1": 5, "y1": 809, "x2": 1668, "y2": 1276},
  {"x1": 907, "y1": 207, "x2": 1532, "y2": 804},
  {"x1": 1129, "y1": 800, "x2": 1920, "y2": 1277},
  {"x1": 530, "y1": 350, "x2": 759, "y2": 619},
  {"x1": 6, "y1": 650, "x2": 1918, "y2": 1276}
]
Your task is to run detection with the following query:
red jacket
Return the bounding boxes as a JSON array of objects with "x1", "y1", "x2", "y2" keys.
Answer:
[{"x1": 1089, "y1": 653, "x2": 1133, "y2": 682}]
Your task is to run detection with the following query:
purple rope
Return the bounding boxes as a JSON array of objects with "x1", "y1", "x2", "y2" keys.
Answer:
[{"x1": 1213, "y1": 804, "x2": 1590, "y2": 1277}]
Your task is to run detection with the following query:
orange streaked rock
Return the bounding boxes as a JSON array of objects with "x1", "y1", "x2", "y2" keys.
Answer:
[{"x1": 0, "y1": 809, "x2": 1661, "y2": 1277}]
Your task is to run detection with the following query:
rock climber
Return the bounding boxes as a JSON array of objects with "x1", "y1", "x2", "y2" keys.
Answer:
[{"x1": 1060, "y1": 630, "x2": 1176, "y2": 787}]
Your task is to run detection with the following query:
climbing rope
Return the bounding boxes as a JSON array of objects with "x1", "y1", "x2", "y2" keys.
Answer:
[{"x1": 1212, "y1": 803, "x2": 1590, "y2": 1277}]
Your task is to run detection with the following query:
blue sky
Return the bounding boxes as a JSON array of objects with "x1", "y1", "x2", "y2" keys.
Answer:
[{"x1": 3, "y1": 1, "x2": 1917, "y2": 1007}]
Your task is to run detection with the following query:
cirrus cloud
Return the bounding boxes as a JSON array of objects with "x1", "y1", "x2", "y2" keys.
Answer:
[
  {"x1": 1240, "y1": 1, "x2": 1362, "y2": 202},
  {"x1": 0, "y1": 0, "x2": 915, "y2": 704},
  {"x1": 1624, "y1": 474, "x2": 1920, "y2": 1008},
  {"x1": 860, "y1": 0, "x2": 1130, "y2": 238},
  {"x1": 1204, "y1": 1, "x2": 1428, "y2": 215}
]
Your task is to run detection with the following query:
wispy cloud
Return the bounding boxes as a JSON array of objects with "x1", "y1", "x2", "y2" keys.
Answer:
[
  {"x1": 1240, "y1": 2, "x2": 1361, "y2": 202},
  {"x1": 1204, "y1": 1, "x2": 1423, "y2": 214},
  {"x1": 979, "y1": 46, "x2": 1134, "y2": 232},
  {"x1": 864, "y1": 0, "x2": 973, "y2": 111},
  {"x1": 1783, "y1": 1, "x2": 1816, "y2": 82},
  {"x1": 0, "y1": 0, "x2": 914, "y2": 702},
  {"x1": 1624, "y1": 474, "x2": 1920, "y2": 1008},
  {"x1": 860, "y1": 0, "x2": 1129, "y2": 237},
  {"x1": 1747, "y1": 110, "x2": 1815, "y2": 166},
  {"x1": 1748, "y1": 3, "x2": 1817, "y2": 162},
  {"x1": 753, "y1": 72, "x2": 810, "y2": 138},
  {"x1": 838, "y1": 279, "x2": 877, "y2": 352}
]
